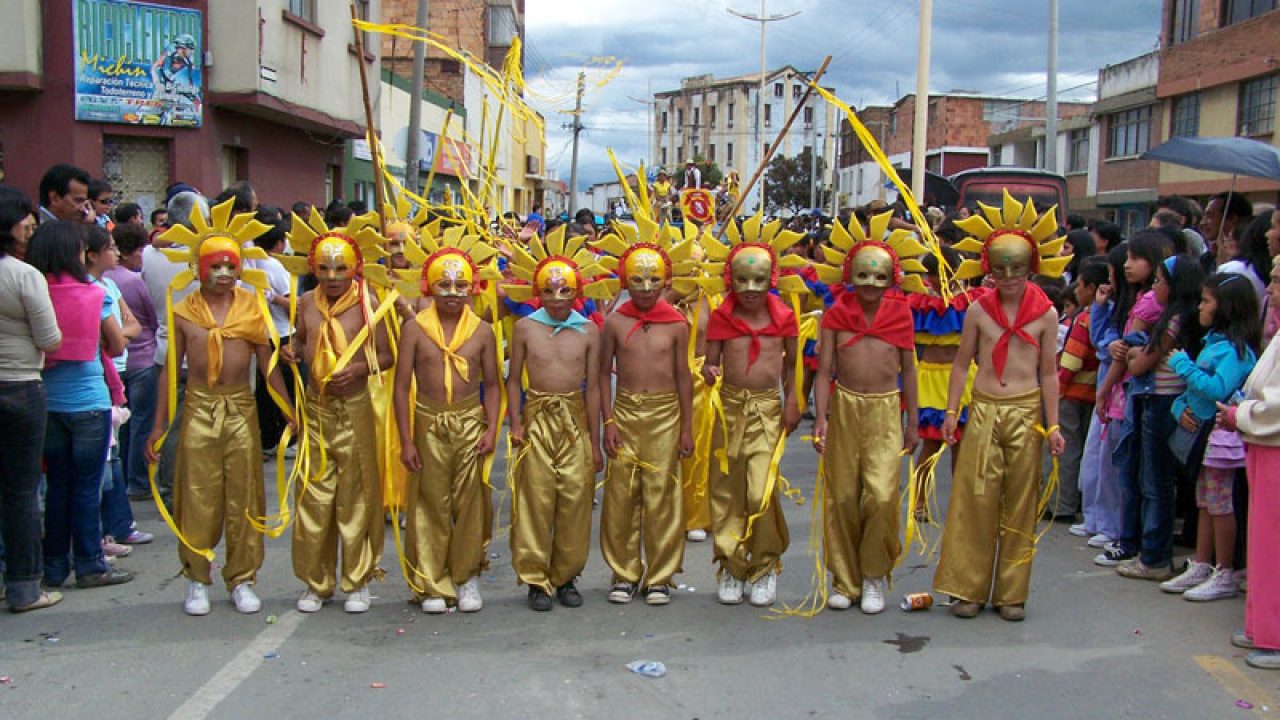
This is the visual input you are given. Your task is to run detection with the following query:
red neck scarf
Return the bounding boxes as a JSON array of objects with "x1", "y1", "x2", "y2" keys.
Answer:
[
  {"x1": 706, "y1": 293, "x2": 799, "y2": 369},
  {"x1": 822, "y1": 289, "x2": 915, "y2": 350},
  {"x1": 615, "y1": 298, "x2": 687, "y2": 344},
  {"x1": 976, "y1": 282, "x2": 1052, "y2": 382}
]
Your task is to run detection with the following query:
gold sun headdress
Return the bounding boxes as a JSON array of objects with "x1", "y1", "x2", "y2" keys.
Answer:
[
  {"x1": 382, "y1": 193, "x2": 431, "y2": 256},
  {"x1": 276, "y1": 207, "x2": 391, "y2": 288},
  {"x1": 590, "y1": 211, "x2": 701, "y2": 298},
  {"x1": 698, "y1": 211, "x2": 810, "y2": 296},
  {"x1": 393, "y1": 223, "x2": 503, "y2": 298},
  {"x1": 159, "y1": 197, "x2": 273, "y2": 291},
  {"x1": 501, "y1": 224, "x2": 613, "y2": 302},
  {"x1": 950, "y1": 190, "x2": 1070, "y2": 281},
  {"x1": 813, "y1": 210, "x2": 929, "y2": 294}
]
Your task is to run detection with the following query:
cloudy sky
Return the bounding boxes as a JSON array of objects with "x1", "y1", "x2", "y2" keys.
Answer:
[{"x1": 524, "y1": 0, "x2": 1163, "y2": 189}]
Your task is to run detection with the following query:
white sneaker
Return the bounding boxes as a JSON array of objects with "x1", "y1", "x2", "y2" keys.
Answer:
[
  {"x1": 344, "y1": 586, "x2": 371, "y2": 613},
  {"x1": 421, "y1": 597, "x2": 447, "y2": 614},
  {"x1": 230, "y1": 583, "x2": 262, "y2": 614},
  {"x1": 1068, "y1": 523, "x2": 1090, "y2": 537},
  {"x1": 457, "y1": 578, "x2": 483, "y2": 613},
  {"x1": 686, "y1": 529, "x2": 708, "y2": 542},
  {"x1": 184, "y1": 581, "x2": 210, "y2": 616},
  {"x1": 1087, "y1": 533, "x2": 1113, "y2": 549},
  {"x1": 860, "y1": 577, "x2": 887, "y2": 614},
  {"x1": 827, "y1": 592, "x2": 852, "y2": 610},
  {"x1": 1184, "y1": 567, "x2": 1238, "y2": 602},
  {"x1": 1160, "y1": 560, "x2": 1213, "y2": 594},
  {"x1": 296, "y1": 590, "x2": 324, "y2": 613},
  {"x1": 749, "y1": 572, "x2": 777, "y2": 607},
  {"x1": 608, "y1": 582, "x2": 635, "y2": 604},
  {"x1": 717, "y1": 575, "x2": 744, "y2": 605}
]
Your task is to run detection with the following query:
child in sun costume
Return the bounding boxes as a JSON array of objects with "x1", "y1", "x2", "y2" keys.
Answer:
[
  {"x1": 592, "y1": 214, "x2": 699, "y2": 605},
  {"x1": 700, "y1": 213, "x2": 810, "y2": 608},
  {"x1": 145, "y1": 198, "x2": 293, "y2": 616},
  {"x1": 392, "y1": 225, "x2": 503, "y2": 614},
  {"x1": 811, "y1": 211, "x2": 925, "y2": 614},
  {"x1": 503, "y1": 226, "x2": 612, "y2": 611},
  {"x1": 931, "y1": 191, "x2": 1069, "y2": 622},
  {"x1": 275, "y1": 210, "x2": 395, "y2": 614}
]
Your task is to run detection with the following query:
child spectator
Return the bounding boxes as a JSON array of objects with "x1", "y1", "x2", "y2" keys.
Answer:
[
  {"x1": 1060, "y1": 258, "x2": 1107, "y2": 538},
  {"x1": 1160, "y1": 273, "x2": 1259, "y2": 600}
]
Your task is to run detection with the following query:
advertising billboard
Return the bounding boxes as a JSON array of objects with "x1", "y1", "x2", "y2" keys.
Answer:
[{"x1": 73, "y1": 0, "x2": 203, "y2": 127}]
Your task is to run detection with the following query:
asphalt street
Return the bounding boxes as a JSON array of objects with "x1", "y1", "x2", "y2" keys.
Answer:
[{"x1": 1, "y1": 429, "x2": 1274, "y2": 720}]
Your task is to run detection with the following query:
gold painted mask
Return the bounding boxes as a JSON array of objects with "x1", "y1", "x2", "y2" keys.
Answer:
[
  {"x1": 425, "y1": 252, "x2": 474, "y2": 298},
  {"x1": 986, "y1": 232, "x2": 1035, "y2": 279},
  {"x1": 313, "y1": 236, "x2": 359, "y2": 281},
  {"x1": 385, "y1": 221, "x2": 412, "y2": 256},
  {"x1": 730, "y1": 245, "x2": 774, "y2": 294},
  {"x1": 535, "y1": 259, "x2": 579, "y2": 302},
  {"x1": 848, "y1": 245, "x2": 895, "y2": 288},
  {"x1": 623, "y1": 247, "x2": 668, "y2": 294},
  {"x1": 197, "y1": 236, "x2": 241, "y2": 288}
]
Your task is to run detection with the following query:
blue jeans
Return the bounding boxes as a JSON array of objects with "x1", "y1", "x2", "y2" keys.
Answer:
[
  {"x1": 100, "y1": 446, "x2": 134, "y2": 539},
  {"x1": 1, "y1": 380, "x2": 48, "y2": 606},
  {"x1": 121, "y1": 365, "x2": 158, "y2": 497},
  {"x1": 1117, "y1": 394, "x2": 1179, "y2": 566},
  {"x1": 43, "y1": 409, "x2": 111, "y2": 585}
]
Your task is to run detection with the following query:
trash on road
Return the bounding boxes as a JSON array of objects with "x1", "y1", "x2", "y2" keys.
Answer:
[
  {"x1": 263, "y1": 652, "x2": 278, "y2": 659},
  {"x1": 1237, "y1": 700, "x2": 1254, "y2": 710},
  {"x1": 625, "y1": 660, "x2": 666, "y2": 678},
  {"x1": 396, "y1": 628, "x2": 405, "y2": 635},
  {"x1": 371, "y1": 682, "x2": 386, "y2": 689},
  {"x1": 266, "y1": 615, "x2": 277, "y2": 625}
]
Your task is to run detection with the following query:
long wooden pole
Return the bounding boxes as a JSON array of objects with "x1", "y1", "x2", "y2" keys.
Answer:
[
  {"x1": 716, "y1": 55, "x2": 831, "y2": 241},
  {"x1": 351, "y1": 4, "x2": 387, "y2": 230}
]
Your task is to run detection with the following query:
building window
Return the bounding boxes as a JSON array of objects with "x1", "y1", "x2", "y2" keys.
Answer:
[
  {"x1": 1068, "y1": 128, "x2": 1089, "y2": 173},
  {"x1": 764, "y1": 104, "x2": 772, "y2": 127},
  {"x1": 856, "y1": 167, "x2": 863, "y2": 194},
  {"x1": 288, "y1": 0, "x2": 316, "y2": 22},
  {"x1": 792, "y1": 84, "x2": 802, "y2": 99},
  {"x1": 773, "y1": 83, "x2": 783, "y2": 98},
  {"x1": 1170, "y1": 0, "x2": 1198, "y2": 43},
  {"x1": 693, "y1": 108, "x2": 700, "y2": 127},
  {"x1": 726, "y1": 142, "x2": 734, "y2": 166},
  {"x1": 889, "y1": 110, "x2": 897, "y2": 136},
  {"x1": 488, "y1": 4, "x2": 518, "y2": 45},
  {"x1": 803, "y1": 106, "x2": 814, "y2": 126},
  {"x1": 661, "y1": 148, "x2": 667, "y2": 166},
  {"x1": 1239, "y1": 75, "x2": 1278, "y2": 136},
  {"x1": 728, "y1": 102, "x2": 735, "y2": 128},
  {"x1": 1224, "y1": 0, "x2": 1276, "y2": 26},
  {"x1": 660, "y1": 111, "x2": 668, "y2": 132},
  {"x1": 1171, "y1": 93, "x2": 1201, "y2": 137},
  {"x1": 709, "y1": 144, "x2": 716, "y2": 163},
  {"x1": 1106, "y1": 106, "x2": 1152, "y2": 158},
  {"x1": 676, "y1": 109, "x2": 684, "y2": 130},
  {"x1": 709, "y1": 105, "x2": 717, "y2": 128}
]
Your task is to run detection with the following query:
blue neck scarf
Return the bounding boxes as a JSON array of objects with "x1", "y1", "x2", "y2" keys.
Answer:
[{"x1": 528, "y1": 307, "x2": 589, "y2": 335}]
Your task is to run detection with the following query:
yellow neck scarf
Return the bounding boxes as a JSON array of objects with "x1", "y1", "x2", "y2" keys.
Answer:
[
  {"x1": 311, "y1": 282, "x2": 363, "y2": 384},
  {"x1": 415, "y1": 303, "x2": 480, "y2": 403},
  {"x1": 174, "y1": 288, "x2": 269, "y2": 386}
]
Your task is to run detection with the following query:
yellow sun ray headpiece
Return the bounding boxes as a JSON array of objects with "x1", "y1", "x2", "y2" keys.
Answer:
[
  {"x1": 276, "y1": 207, "x2": 392, "y2": 289},
  {"x1": 950, "y1": 190, "x2": 1070, "y2": 281},
  {"x1": 500, "y1": 223, "x2": 613, "y2": 303},
  {"x1": 813, "y1": 210, "x2": 929, "y2": 294},
  {"x1": 158, "y1": 197, "x2": 273, "y2": 291},
  {"x1": 698, "y1": 210, "x2": 810, "y2": 297},
  {"x1": 590, "y1": 209, "x2": 701, "y2": 298},
  {"x1": 392, "y1": 223, "x2": 503, "y2": 298}
]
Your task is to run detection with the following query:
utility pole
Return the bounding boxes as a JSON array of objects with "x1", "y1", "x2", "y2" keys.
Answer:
[
  {"x1": 1045, "y1": 0, "x2": 1059, "y2": 173},
  {"x1": 808, "y1": 129, "x2": 818, "y2": 209},
  {"x1": 567, "y1": 71, "x2": 585, "y2": 212},
  {"x1": 728, "y1": 1, "x2": 799, "y2": 214},
  {"x1": 404, "y1": 0, "x2": 429, "y2": 194},
  {"x1": 911, "y1": 0, "x2": 932, "y2": 207}
]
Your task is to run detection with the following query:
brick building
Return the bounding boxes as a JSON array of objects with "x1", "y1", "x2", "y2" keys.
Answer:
[
  {"x1": 0, "y1": 0, "x2": 380, "y2": 216},
  {"x1": 1156, "y1": 0, "x2": 1280, "y2": 204}
]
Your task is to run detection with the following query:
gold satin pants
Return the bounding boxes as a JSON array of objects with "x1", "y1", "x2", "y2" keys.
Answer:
[
  {"x1": 824, "y1": 386, "x2": 903, "y2": 598},
  {"x1": 709, "y1": 384, "x2": 790, "y2": 582},
  {"x1": 681, "y1": 358, "x2": 713, "y2": 532},
  {"x1": 369, "y1": 372, "x2": 408, "y2": 511},
  {"x1": 292, "y1": 387, "x2": 384, "y2": 597},
  {"x1": 509, "y1": 390, "x2": 594, "y2": 595},
  {"x1": 406, "y1": 392, "x2": 492, "y2": 602},
  {"x1": 601, "y1": 390, "x2": 685, "y2": 588},
  {"x1": 174, "y1": 384, "x2": 264, "y2": 589},
  {"x1": 933, "y1": 388, "x2": 1043, "y2": 607}
]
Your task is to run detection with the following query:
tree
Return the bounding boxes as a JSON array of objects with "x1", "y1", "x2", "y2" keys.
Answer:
[{"x1": 765, "y1": 147, "x2": 825, "y2": 213}]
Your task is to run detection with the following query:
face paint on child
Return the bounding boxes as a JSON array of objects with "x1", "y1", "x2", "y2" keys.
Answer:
[{"x1": 623, "y1": 247, "x2": 668, "y2": 294}]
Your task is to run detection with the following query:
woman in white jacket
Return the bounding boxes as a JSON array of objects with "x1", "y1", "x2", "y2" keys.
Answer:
[{"x1": 1220, "y1": 262, "x2": 1280, "y2": 669}]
